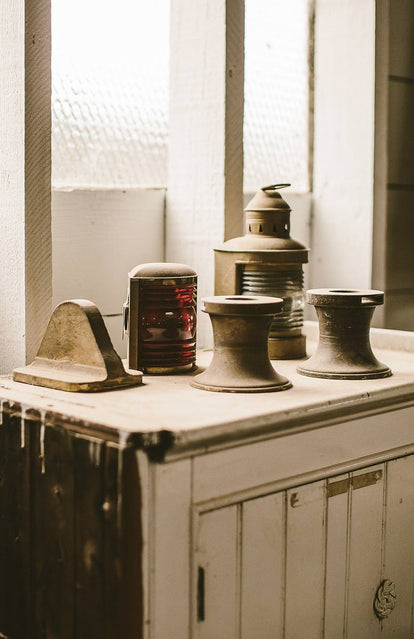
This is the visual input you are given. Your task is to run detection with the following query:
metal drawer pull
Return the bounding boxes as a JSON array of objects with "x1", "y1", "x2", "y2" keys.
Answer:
[{"x1": 374, "y1": 579, "x2": 396, "y2": 619}]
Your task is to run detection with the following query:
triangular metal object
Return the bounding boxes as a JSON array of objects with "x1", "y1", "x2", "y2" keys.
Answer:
[{"x1": 13, "y1": 299, "x2": 143, "y2": 392}]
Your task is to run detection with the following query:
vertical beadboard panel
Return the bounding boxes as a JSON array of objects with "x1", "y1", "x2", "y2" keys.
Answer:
[
  {"x1": 195, "y1": 506, "x2": 239, "y2": 639},
  {"x1": 346, "y1": 465, "x2": 384, "y2": 639},
  {"x1": 167, "y1": 0, "x2": 244, "y2": 348},
  {"x1": 241, "y1": 494, "x2": 285, "y2": 639},
  {"x1": 0, "y1": 405, "x2": 31, "y2": 639},
  {"x1": 102, "y1": 444, "x2": 123, "y2": 638},
  {"x1": 382, "y1": 456, "x2": 414, "y2": 639},
  {"x1": 151, "y1": 460, "x2": 192, "y2": 639},
  {"x1": 324, "y1": 474, "x2": 350, "y2": 637},
  {"x1": 285, "y1": 482, "x2": 325, "y2": 639},
  {"x1": 73, "y1": 437, "x2": 105, "y2": 638},
  {"x1": 31, "y1": 423, "x2": 75, "y2": 639}
]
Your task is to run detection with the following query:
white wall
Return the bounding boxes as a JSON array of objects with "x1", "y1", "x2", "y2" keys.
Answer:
[{"x1": 52, "y1": 189, "x2": 165, "y2": 358}]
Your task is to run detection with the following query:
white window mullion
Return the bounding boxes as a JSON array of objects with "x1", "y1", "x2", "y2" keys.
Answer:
[
  {"x1": 0, "y1": 0, "x2": 52, "y2": 373},
  {"x1": 167, "y1": 0, "x2": 245, "y2": 347}
]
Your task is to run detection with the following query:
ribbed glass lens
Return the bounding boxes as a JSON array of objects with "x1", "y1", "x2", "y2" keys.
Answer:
[
  {"x1": 241, "y1": 269, "x2": 304, "y2": 332},
  {"x1": 139, "y1": 283, "x2": 197, "y2": 369}
]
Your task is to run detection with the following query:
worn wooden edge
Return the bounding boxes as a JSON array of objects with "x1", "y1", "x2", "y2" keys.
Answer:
[
  {"x1": 0, "y1": 402, "x2": 126, "y2": 447},
  {"x1": 1, "y1": 386, "x2": 413, "y2": 463},
  {"x1": 164, "y1": 389, "x2": 414, "y2": 461}
]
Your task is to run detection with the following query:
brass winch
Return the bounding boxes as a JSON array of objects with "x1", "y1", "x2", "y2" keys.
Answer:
[
  {"x1": 214, "y1": 184, "x2": 309, "y2": 359},
  {"x1": 191, "y1": 295, "x2": 292, "y2": 393},
  {"x1": 297, "y1": 289, "x2": 392, "y2": 379}
]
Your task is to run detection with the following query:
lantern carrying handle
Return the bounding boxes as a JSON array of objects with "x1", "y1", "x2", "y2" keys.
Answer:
[{"x1": 262, "y1": 183, "x2": 291, "y2": 192}]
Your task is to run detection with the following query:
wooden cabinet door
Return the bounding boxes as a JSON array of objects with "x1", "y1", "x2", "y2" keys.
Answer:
[
  {"x1": 195, "y1": 505, "x2": 239, "y2": 639},
  {"x1": 193, "y1": 457, "x2": 414, "y2": 639},
  {"x1": 327, "y1": 465, "x2": 384, "y2": 639},
  {"x1": 382, "y1": 455, "x2": 414, "y2": 638},
  {"x1": 194, "y1": 482, "x2": 326, "y2": 639}
]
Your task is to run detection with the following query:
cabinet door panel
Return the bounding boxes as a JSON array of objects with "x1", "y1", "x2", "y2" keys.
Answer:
[
  {"x1": 324, "y1": 473, "x2": 350, "y2": 638},
  {"x1": 195, "y1": 506, "x2": 239, "y2": 639},
  {"x1": 192, "y1": 455, "x2": 414, "y2": 639},
  {"x1": 241, "y1": 494, "x2": 285, "y2": 639},
  {"x1": 347, "y1": 465, "x2": 384, "y2": 639},
  {"x1": 285, "y1": 482, "x2": 326, "y2": 639},
  {"x1": 382, "y1": 455, "x2": 414, "y2": 638}
]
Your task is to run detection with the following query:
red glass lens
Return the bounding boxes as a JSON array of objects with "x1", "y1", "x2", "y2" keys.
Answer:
[{"x1": 139, "y1": 284, "x2": 197, "y2": 369}]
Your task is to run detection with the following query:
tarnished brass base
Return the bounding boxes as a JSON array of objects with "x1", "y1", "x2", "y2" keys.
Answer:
[
  {"x1": 191, "y1": 295, "x2": 292, "y2": 393},
  {"x1": 144, "y1": 363, "x2": 197, "y2": 375},
  {"x1": 268, "y1": 334, "x2": 306, "y2": 360},
  {"x1": 13, "y1": 300, "x2": 143, "y2": 392},
  {"x1": 298, "y1": 366, "x2": 391, "y2": 381},
  {"x1": 297, "y1": 289, "x2": 392, "y2": 380}
]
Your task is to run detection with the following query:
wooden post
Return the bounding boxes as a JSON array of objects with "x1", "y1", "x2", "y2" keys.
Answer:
[
  {"x1": 0, "y1": 0, "x2": 52, "y2": 373},
  {"x1": 25, "y1": 0, "x2": 52, "y2": 364},
  {"x1": 312, "y1": 0, "x2": 376, "y2": 291},
  {"x1": 373, "y1": 0, "x2": 414, "y2": 330},
  {"x1": 167, "y1": 0, "x2": 244, "y2": 346}
]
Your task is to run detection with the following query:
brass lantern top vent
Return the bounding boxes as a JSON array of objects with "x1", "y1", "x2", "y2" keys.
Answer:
[
  {"x1": 129, "y1": 262, "x2": 197, "y2": 283},
  {"x1": 217, "y1": 184, "x2": 308, "y2": 257},
  {"x1": 246, "y1": 183, "x2": 292, "y2": 213}
]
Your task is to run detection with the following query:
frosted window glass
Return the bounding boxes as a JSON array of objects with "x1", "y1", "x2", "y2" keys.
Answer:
[
  {"x1": 52, "y1": 0, "x2": 169, "y2": 188},
  {"x1": 244, "y1": 0, "x2": 310, "y2": 193}
]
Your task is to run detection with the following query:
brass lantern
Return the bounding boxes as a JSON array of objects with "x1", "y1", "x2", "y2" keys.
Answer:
[{"x1": 214, "y1": 184, "x2": 309, "y2": 359}]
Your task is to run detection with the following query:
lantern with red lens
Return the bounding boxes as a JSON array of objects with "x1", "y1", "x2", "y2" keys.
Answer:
[{"x1": 123, "y1": 263, "x2": 197, "y2": 374}]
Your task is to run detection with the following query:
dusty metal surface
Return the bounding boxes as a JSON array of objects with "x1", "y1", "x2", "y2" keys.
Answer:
[
  {"x1": 214, "y1": 185, "x2": 308, "y2": 359},
  {"x1": 13, "y1": 300, "x2": 142, "y2": 392},
  {"x1": 191, "y1": 295, "x2": 292, "y2": 393},
  {"x1": 298, "y1": 289, "x2": 392, "y2": 379}
]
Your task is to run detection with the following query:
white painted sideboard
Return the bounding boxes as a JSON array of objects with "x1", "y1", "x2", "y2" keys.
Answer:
[{"x1": 0, "y1": 325, "x2": 413, "y2": 638}]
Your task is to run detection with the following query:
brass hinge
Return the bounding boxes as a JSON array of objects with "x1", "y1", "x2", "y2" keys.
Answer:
[{"x1": 328, "y1": 469, "x2": 383, "y2": 497}]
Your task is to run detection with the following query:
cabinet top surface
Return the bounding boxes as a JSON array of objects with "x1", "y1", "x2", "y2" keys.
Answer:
[{"x1": 1, "y1": 325, "x2": 413, "y2": 456}]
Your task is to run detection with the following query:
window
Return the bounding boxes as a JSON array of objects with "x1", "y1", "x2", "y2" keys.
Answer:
[
  {"x1": 52, "y1": 0, "x2": 169, "y2": 188},
  {"x1": 244, "y1": 0, "x2": 311, "y2": 192},
  {"x1": 52, "y1": 0, "x2": 311, "y2": 193}
]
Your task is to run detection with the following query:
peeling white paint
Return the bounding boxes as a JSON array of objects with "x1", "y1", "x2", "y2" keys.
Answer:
[
  {"x1": 20, "y1": 406, "x2": 27, "y2": 448},
  {"x1": 117, "y1": 446, "x2": 124, "y2": 531},
  {"x1": 88, "y1": 440, "x2": 102, "y2": 468},
  {"x1": 119, "y1": 430, "x2": 129, "y2": 449},
  {"x1": 40, "y1": 422, "x2": 46, "y2": 474}
]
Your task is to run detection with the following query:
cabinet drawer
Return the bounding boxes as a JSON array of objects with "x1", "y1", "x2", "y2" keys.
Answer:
[{"x1": 193, "y1": 406, "x2": 414, "y2": 504}]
